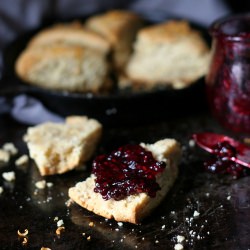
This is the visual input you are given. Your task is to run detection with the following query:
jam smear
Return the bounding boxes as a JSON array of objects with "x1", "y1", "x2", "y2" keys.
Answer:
[{"x1": 92, "y1": 145, "x2": 166, "y2": 201}]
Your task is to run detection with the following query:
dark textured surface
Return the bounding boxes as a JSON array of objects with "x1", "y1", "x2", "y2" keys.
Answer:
[{"x1": 0, "y1": 113, "x2": 250, "y2": 250}]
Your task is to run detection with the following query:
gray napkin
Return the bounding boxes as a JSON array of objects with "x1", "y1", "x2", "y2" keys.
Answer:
[{"x1": 0, "y1": 95, "x2": 63, "y2": 125}]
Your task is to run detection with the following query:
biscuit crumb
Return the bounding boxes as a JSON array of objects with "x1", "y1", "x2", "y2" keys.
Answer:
[
  {"x1": 15, "y1": 155, "x2": 29, "y2": 166},
  {"x1": 174, "y1": 243, "x2": 184, "y2": 250},
  {"x1": 22, "y1": 237, "x2": 28, "y2": 245},
  {"x1": 177, "y1": 235, "x2": 185, "y2": 243},
  {"x1": 193, "y1": 210, "x2": 200, "y2": 218},
  {"x1": 46, "y1": 182, "x2": 53, "y2": 188},
  {"x1": 54, "y1": 217, "x2": 59, "y2": 221},
  {"x1": 56, "y1": 226, "x2": 65, "y2": 235},
  {"x1": 2, "y1": 171, "x2": 15, "y2": 182},
  {"x1": 0, "y1": 149, "x2": 10, "y2": 163},
  {"x1": 35, "y1": 180, "x2": 46, "y2": 189},
  {"x1": 17, "y1": 229, "x2": 29, "y2": 237},
  {"x1": 117, "y1": 222, "x2": 123, "y2": 227},
  {"x1": 41, "y1": 247, "x2": 51, "y2": 250},
  {"x1": 2, "y1": 142, "x2": 18, "y2": 156},
  {"x1": 57, "y1": 219, "x2": 64, "y2": 227},
  {"x1": 87, "y1": 236, "x2": 91, "y2": 241},
  {"x1": 89, "y1": 222, "x2": 94, "y2": 227},
  {"x1": 0, "y1": 186, "x2": 3, "y2": 194},
  {"x1": 188, "y1": 139, "x2": 195, "y2": 147}
]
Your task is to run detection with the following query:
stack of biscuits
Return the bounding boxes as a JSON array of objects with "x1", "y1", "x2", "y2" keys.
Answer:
[{"x1": 15, "y1": 10, "x2": 210, "y2": 93}]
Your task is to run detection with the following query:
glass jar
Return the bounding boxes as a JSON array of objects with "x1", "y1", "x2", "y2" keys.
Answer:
[{"x1": 206, "y1": 14, "x2": 250, "y2": 133}]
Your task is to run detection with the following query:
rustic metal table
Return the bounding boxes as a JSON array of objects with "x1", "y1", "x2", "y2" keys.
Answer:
[{"x1": 0, "y1": 112, "x2": 249, "y2": 250}]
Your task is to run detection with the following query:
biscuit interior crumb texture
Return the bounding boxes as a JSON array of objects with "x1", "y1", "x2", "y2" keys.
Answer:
[
  {"x1": 24, "y1": 116, "x2": 102, "y2": 176},
  {"x1": 126, "y1": 21, "x2": 210, "y2": 89},
  {"x1": 69, "y1": 138, "x2": 181, "y2": 224}
]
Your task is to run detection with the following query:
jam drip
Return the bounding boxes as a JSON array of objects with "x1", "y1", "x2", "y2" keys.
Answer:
[
  {"x1": 204, "y1": 141, "x2": 247, "y2": 178},
  {"x1": 92, "y1": 145, "x2": 166, "y2": 201}
]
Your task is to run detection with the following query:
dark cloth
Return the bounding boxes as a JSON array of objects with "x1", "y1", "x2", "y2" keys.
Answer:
[{"x1": 0, "y1": 0, "x2": 232, "y2": 50}]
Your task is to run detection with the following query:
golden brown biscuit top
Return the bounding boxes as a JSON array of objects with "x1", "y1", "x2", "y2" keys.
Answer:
[
  {"x1": 28, "y1": 22, "x2": 110, "y2": 54},
  {"x1": 85, "y1": 10, "x2": 143, "y2": 44},
  {"x1": 138, "y1": 21, "x2": 202, "y2": 42}
]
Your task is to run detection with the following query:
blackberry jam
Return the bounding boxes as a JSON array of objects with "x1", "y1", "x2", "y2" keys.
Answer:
[
  {"x1": 204, "y1": 141, "x2": 247, "y2": 178},
  {"x1": 206, "y1": 14, "x2": 250, "y2": 133},
  {"x1": 92, "y1": 145, "x2": 166, "y2": 201},
  {"x1": 211, "y1": 141, "x2": 237, "y2": 159}
]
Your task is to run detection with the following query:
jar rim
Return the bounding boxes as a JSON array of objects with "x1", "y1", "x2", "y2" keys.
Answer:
[{"x1": 210, "y1": 13, "x2": 250, "y2": 42}]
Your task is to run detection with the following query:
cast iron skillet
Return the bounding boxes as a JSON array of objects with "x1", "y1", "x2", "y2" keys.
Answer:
[{"x1": 0, "y1": 17, "x2": 210, "y2": 127}]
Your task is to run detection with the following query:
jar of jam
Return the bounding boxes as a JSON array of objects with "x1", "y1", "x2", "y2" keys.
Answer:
[{"x1": 206, "y1": 14, "x2": 250, "y2": 133}]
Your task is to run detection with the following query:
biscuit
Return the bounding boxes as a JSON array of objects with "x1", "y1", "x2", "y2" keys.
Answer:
[
  {"x1": 69, "y1": 139, "x2": 181, "y2": 224},
  {"x1": 85, "y1": 10, "x2": 144, "y2": 71},
  {"x1": 15, "y1": 44, "x2": 110, "y2": 93},
  {"x1": 24, "y1": 116, "x2": 102, "y2": 176},
  {"x1": 125, "y1": 20, "x2": 210, "y2": 89}
]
